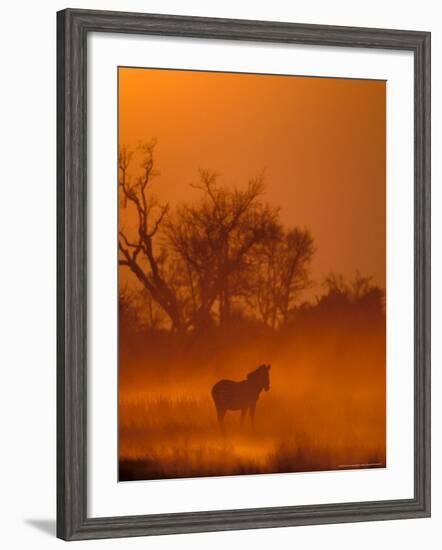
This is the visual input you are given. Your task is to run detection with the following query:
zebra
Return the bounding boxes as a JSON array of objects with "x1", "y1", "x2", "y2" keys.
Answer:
[{"x1": 211, "y1": 364, "x2": 271, "y2": 427}]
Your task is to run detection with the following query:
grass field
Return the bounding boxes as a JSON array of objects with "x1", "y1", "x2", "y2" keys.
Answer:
[{"x1": 119, "y1": 386, "x2": 385, "y2": 481}]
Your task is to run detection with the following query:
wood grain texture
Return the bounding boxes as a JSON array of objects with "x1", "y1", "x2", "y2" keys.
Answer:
[{"x1": 56, "y1": 8, "x2": 431, "y2": 541}]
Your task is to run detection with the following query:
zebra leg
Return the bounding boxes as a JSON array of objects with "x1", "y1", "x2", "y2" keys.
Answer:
[
  {"x1": 249, "y1": 405, "x2": 256, "y2": 429},
  {"x1": 217, "y1": 407, "x2": 226, "y2": 426},
  {"x1": 240, "y1": 408, "x2": 246, "y2": 426}
]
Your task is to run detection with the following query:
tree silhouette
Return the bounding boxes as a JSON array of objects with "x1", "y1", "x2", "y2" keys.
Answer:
[
  {"x1": 317, "y1": 272, "x2": 385, "y2": 319},
  {"x1": 244, "y1": 226, "x2": 314, "y2": 328},
  {"x1": 166, "y1": 170, "x2": 279, "y2": 330},
  {"x1": 118, "y1": 141, "x2": 184, "y2": 332},
  {"x1": 119, "y1": 140, "x2": 317, "y2": 333}
]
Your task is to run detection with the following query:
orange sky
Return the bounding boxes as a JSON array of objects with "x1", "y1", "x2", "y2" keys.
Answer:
[{"x1": 118, "y1": 67, "x2": 386, "y2": 293}]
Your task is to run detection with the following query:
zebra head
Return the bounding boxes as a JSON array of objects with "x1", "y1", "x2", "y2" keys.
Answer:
[{"x1": 247, "y1": 364, "x2": 271, "y2": 392}]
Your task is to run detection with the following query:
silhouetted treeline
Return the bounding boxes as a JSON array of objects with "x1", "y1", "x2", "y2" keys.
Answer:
[
  {"x1": 119, "y1": 271, "x2": 385, "y2": 384},
  {"x1": 119, "y1": 140, "x2": 314, "y2": 333},
  {"x1": 288, "y1": 273, "x2": 385, "y2": 331}
]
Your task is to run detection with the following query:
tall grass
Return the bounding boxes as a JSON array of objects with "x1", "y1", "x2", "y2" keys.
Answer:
[{"x1": 119, "y1": 392, "x2": 385, "y2": 481}]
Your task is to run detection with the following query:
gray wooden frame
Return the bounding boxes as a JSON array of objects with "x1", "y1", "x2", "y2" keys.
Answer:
[{"x1": 57, "y1": 8, "x2": 431, "y2": 541}]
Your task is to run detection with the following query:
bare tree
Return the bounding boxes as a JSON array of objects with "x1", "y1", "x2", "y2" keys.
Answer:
[
  {"x1": 245, "y1": 227, "x2": 314, "y2": 328},
  {"x1": 166, "y1": 170, "x2": 279, "y2": 329},
  {"x1": 118, "y1": 141, "x2": 184, "y2": 332},
  {"x1": 118, "y1": 141, "x2": 316, "y2": 334}
]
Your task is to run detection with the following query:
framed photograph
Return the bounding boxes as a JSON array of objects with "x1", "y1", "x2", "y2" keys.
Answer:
[{"x1": 57, "y1": 8, "x2": 431, "y2": 541}]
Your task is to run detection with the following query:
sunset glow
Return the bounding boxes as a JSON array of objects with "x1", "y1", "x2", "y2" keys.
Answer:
[{"x1": 118, "y1": 67, "x2": 386, "y2": 481}]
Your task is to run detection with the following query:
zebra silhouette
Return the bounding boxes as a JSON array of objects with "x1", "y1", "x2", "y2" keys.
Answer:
[{"x1": 211, "y1": 364, "x2": 271, "y2": 427}]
